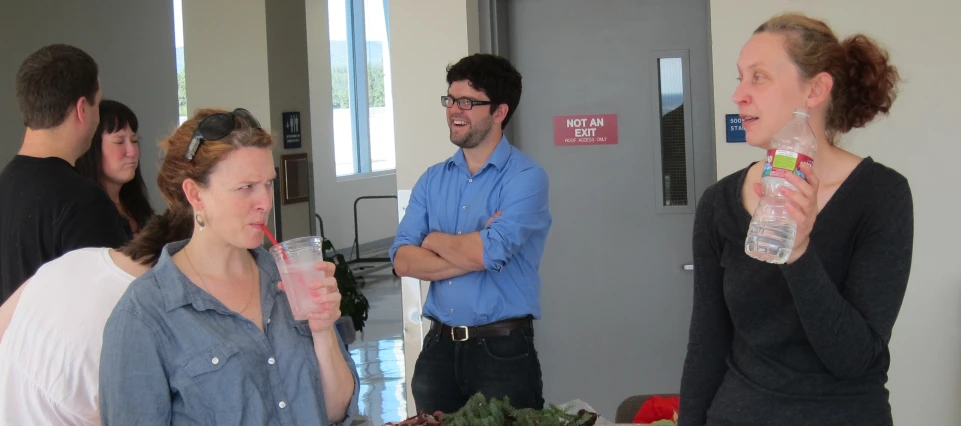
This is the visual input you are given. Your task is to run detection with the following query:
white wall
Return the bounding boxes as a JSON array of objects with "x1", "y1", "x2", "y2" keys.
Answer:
[
  {"x1": 0, "y1": 0, "x2": 179, "y2": 210},
  {"x1": 182, "y1": 0, "x2": 271, "y2": 127},
  {"x1": 183, "y1": 0, "x2": 301, "y2": 239},
  {"x1": 265, "y1": 0, "x2": 313, "y2": 241},
  {"x1": 305, "y1": 0, "x2": 398, "y2": 249},
  {"x1": 388, "y1": 0, "x2": 473, "y2": 416},
  {"x1": 390, "y1": 1, "x2": 472, "y2": 190},
  {"x1": 710, "y1": 1, "x2": 961, "y2": 424}
]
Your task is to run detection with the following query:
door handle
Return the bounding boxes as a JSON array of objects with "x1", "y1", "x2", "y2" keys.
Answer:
[{"x1": 683, "y1": 264, "x2": 694, "y2": 271}]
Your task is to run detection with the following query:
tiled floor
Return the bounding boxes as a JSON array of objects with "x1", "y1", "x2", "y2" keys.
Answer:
[{"x1": 347, "y1": 266, "x2": 408, "y2": 425}]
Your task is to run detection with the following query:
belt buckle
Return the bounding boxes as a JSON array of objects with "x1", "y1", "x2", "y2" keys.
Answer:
[{"x1": 451, "y1": 326, "x2": 469, "y2": 342}]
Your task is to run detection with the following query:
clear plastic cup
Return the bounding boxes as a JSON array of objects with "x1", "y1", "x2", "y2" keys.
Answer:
[{"x1": 268, "y1": 236, "x2": 328, "y2": 320}]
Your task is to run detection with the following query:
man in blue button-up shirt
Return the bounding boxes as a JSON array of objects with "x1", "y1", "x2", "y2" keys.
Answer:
[{"x1": 390, "y1": 54, "x2": 552, "y2": 414}]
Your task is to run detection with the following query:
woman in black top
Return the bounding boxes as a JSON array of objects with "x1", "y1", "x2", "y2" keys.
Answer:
[
  {"x1": 76, "y1": 100, "x2": 155, "y2": 239},
  {"x1": 678, "y1": 13, "x2": 913, "y2": 426}
]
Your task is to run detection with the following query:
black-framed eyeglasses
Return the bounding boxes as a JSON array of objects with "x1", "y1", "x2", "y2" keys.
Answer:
[
  {"x1": 440, "y1": 95, "x2": 493, "y2": 111},
  {"x1": 185, "y1": 108, "x2": 261, "y2": 161}
]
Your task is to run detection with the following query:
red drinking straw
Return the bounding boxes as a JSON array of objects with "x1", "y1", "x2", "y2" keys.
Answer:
[{"x1": 260, "y1": 224, "x2": 288, "y2": 260}]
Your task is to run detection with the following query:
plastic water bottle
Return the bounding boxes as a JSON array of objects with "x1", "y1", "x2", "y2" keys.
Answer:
[{"x1": 744, "y1": 110, "x2": 817, "y2": 264}]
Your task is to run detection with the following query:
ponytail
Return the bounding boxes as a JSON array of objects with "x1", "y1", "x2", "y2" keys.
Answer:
[
  {"x1": 119, "y1": 209, "x2": 194, "y2": 267},
  {"x1": 827, "y1": 34, "x2": 900, "y2": 137}
]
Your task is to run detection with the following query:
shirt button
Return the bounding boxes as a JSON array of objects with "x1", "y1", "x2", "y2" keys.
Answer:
[
  {"x1": 457, "y1": 231, "x2": 462, "y2": 235},
  {"x1": 450, "y1": 308, "x2": 454, "y2": 313},
  {"x1": 462, "y1": 205, "x2": 467, "y2": 210},
  {"x1": 211, "y1": 357, "x2": 219, "y2": 365},
  {"x1": 448, "y1": 281, "x2": 453, "y2": 285},
  {"x1": 268, "y1": 357, "x2": 276, "y2": 365},
  {"x1": 266, "y1": 318, "x2": 271, "y2": 324},
  {"x1": 468, "y1": 179, "x2": 473, "y2": 183},
  {"x1": 279, "y1": 401, "x2": 287, "y2": 409}
]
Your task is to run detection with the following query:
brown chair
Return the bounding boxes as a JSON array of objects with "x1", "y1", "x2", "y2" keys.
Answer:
[{"x1": 615, "y1": 394, "x2": 679, "y2": 423}]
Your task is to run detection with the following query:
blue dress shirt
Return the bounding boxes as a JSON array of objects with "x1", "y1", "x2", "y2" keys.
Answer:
[{"x1": 390, "y1": 137, "x2": 552, "y2": 327}]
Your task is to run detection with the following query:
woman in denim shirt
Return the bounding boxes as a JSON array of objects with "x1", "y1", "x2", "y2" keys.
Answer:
[{"x1": 99, "y1": 109, "x2": 359, "y2": 425}]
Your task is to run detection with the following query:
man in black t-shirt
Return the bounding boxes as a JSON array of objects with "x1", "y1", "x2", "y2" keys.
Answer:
[{"x1": 0, "y1": 44, "x2": 127, "y2": 302}]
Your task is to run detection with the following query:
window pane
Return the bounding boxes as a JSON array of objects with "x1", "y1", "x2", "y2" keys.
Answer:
[
  {"x1": 657, "y1": 57, "x2": 687, "y2": 206},
  {"x1": 329, "y1": 0, "x2": 356, "y2": 176},
  {"x1": 173, "y1": 0, "x2": 188, "y2": 124},
  {"x1": 365, "y1": 0, "x2": 395, "y2": 172}
]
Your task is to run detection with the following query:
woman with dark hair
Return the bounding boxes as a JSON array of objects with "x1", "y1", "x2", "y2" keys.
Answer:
[
  {"x1": 679, "y1": 12, "x2": 913, "y2": 426},
  {"x1": 76, "y1": 99, "x2": 155, "y2": 238}
]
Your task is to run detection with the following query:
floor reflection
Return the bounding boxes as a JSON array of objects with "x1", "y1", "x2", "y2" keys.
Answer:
[
  {"x1": 352, "y1": 338, "x2": 407, "y2": 425},
  {"x1": 347, "y1": 266, "x2": 407, "y2": 425}
]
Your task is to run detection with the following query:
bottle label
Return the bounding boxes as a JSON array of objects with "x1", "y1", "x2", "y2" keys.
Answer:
[{"x1": 762, "y1": 149, "x2": 813, "y2": 180}]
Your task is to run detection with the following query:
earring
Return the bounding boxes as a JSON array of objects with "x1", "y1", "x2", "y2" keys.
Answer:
[{"x1": 195, "y1": 213, "x2": 206, "y2": 230}]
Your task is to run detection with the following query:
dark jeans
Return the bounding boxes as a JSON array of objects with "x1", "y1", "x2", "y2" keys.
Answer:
[{"x1": 411, "y1": 324, "x2": 544, "y2": 414}]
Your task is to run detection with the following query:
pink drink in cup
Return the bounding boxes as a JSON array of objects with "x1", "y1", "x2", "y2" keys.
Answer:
[{"x1": 268, "y1": 236, "x2": 328, "y2": 320}]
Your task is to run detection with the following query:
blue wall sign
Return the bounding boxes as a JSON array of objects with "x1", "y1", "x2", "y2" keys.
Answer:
[
  {"x1": 725, "y1": 114, "x2": 746, "y2": 143},
  {"x1": 282, "y1": 112, "x2": 302, "y2": 149}
]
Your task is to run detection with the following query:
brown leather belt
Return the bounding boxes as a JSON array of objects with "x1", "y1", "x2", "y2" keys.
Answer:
[{"x1": 430, "y1": 316, "x2": 533, "y2": 342}]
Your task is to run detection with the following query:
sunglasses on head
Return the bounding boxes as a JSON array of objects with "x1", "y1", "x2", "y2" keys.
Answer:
[{"x1": 185, "y1": 108, "x2": 261, "y2": 161}]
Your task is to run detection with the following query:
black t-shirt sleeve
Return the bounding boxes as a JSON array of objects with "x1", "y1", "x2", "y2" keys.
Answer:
[{"x1": 57, "y1": 196, "x2": 129, "y2": 251}]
